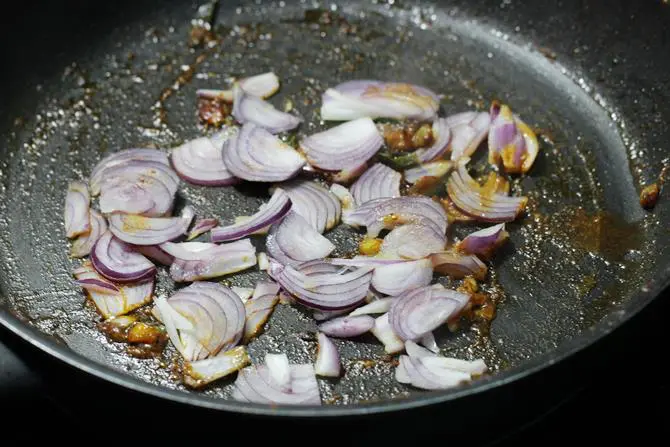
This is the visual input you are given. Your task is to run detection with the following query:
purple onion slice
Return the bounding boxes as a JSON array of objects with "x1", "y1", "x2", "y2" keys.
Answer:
[
  {"x1": 404, "y1": 160, "x2": 454, "y2": 185},
  {"x1": 315, "y1": 333, "x2": 341, "y2": 378},
  {"x1": 171, "y1": 134, "x2": 238, "y2": 186},
  {"x1": 169, "y1": 239, "x2": 257, "y2": 282},
  {"x1": 211, "y1": 189, "x2": 292, "y2": 242},
  {"x1": 71, "y1": 209, "x2": 107, "y2": 258},
  {"x1": 74, "y1": 261, "x2": 154, "y2": 319},
  {"x1": 184, "y1": 346, "x2": 251, "y2": 389},
  {"x1": 488, "y1": 102, "x2": 539, "y2": 174},
  {"x1": 279, "y1": 180, "x2": 341, "y2": 234},
  {"x1": 266, "y1": 212, "x2": 335, "y2": 266},
  {"x1": 91, "y1": 231, "x2": 156, "y2": 283},
  {"x1": 268, "y1": 260, "x2": 373, "y2": 311},
  {"x1": 64, "y1": 181, "x2": 91, "y2": 238},
  {"x1": 232, "y1": 85, "x2": 302, "y2": 134},
  {"x1": 447, "y1": 158, "x2": 527, "y2": 223},
  {"x1": 238, "y1": 72, "x2": 280, "y2": 98},
  {"x1": 97, "y1": 159, "x2": 179, "y2": 217},
  {"x1": 447, "y1": 111, "x2": 492, "y2": 161},
  {"x1": 349, "y1": 298, "x2": 393, "y2": 316},
  {"x1": 371, "y1": 259, "x2": 434, "y2": 296},
  {"x1": 388, "y1": 285, "x2": 470, "y2": 341},
  {"x1": 300, "y1": 117, "x2": 383, "y2": 172},
  {"x1": 108, "y1": 207, "x2": 194, "y2": 246},
  {"x1": 187, "y1": 218, "x2": 220, "y2": 241},
  {"x1": 414, "y1": 117, "x2": 452, "y2": 163},
  {"x1": 232, "y1": 354, "x2": 321, "y2": 405},
  {"x1": 457, "y1": 223, "x2": 509, "y2": 259},
  {"x1": 370, "y1": 313, "x2": 404, "y2": 354},
  {"x1": 223, "y1": 122, "x2": 305, "y2": 182},
  {"x1": 243, "y1": 282, "x2": 280, "y2": 343},
  {"x1": 379, "y1": 222, "x2": 447, "y2": 260},
  {"x1": 90, "y1": 148, "x2": 169, "y2": 195},
  {"x1": 343, "y1": 196, "x2": 448, "y2": 238},
  {"x1": 320, "y1": 80, "x2": 439, "y2": 121},
  {"x1": 317, "y1": 315, "x2": 375, "y2": 338},
  {"x1": 350, "y1": 162, "x2": 401, "y2": 206},
  {"x1": 397, "y1": 341, "x2": 487, "y2": 390},
  {"x1": 430, "y1": 251, "x2": 488, "y2": 280},
  {"x1": 154, "y1": 282, "x2": 246, "y2": 361}
]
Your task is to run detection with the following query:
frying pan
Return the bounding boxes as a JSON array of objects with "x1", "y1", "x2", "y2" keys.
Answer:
[{"x1": 0, "y1": 0, "x2": 668, "y2": 419}]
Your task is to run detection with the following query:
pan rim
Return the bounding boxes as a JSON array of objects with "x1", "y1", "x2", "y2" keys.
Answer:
[{"x1": 1, "y1": 266, "x2": 668, "y2": 416}]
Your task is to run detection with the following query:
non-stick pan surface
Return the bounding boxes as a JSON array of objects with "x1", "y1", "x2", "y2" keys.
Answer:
[{"x1": 0, "y1": 0, "x2": 668, "y2": 416}]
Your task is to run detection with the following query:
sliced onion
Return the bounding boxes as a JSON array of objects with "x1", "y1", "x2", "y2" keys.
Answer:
[
  {"x1": 388, "y1": 285, "x2": 470, "y2": 341},
  {"x1": 232, "y1": 85, "x2": 302, "y2": 134},
  {"x1": 331, "y1": 161, "x2": 369, "y2": 185},
  {"x1": 329, "y1": 257, "x2": 406, "y2": 268},
  {"x1": 171, "y1": 135, "x2": 238, "y2": 186},
  {"x1": 91, "y1": 231, "x2": 156, "y2": 283},
  {"x1": 330, "y1": 183, "x2": 356, "y2": 220},
  {"x1": 370, "y1": 313, "x2": 404, "y2": 354},
  {"x1": 71, "y1": 209, "x2": 107, "y2": 258},
  {"x1": 196, "y1": 88, "x2": 234, "y2": 102},
  {"x1": 320, "y1": 80, "x2": 439, "y2": 121},
  {"x1": 156, "y1": 282, "x2": 246, "y2": 361},
  {"x1": 169, "y1": 239, "x2": 257, "y2": 282},
  {"x1": 317, "y1": 315, "x2": 375, "y2": 338},
  {"x1": 420, "y1": 332, "x2": 440, "y2": 353},
  {"x1": 97, "y1": 159, "x2": 179, "y2": 217},
  {"x1": 238, "y1": 72, "x2": 280, "y2": 98},
  {"x1": 253, "y1": 281, "x2": 280, "y2": 300},
  {"x1": 183, "y1": 346, "x2": 251, "y2": 389},
  {"x1": 414, "y1": 118, "x2": 452, "y2": 163},
  {"x1": 313, "y1": 307, "x2": 355, "y2": 321},
  {"x1": 343, "y1": 196, "x2": 448, "y2": 238},
  {"x1": 258, "y1": 252, "x2": 270, "y2": 271},
  {"x1": 279, "y1": 180, "x2": 341, "y2": 234},
  {"x1": 223, "y1": 122, "x2": 305, "y2": 182},
  {"x1": 232, "y1": 286, "x2": 255, "y2": 303},
  {"x1": 300, "y1": 117, "x2": 383, "y2": 171},
  {"x1": 65, "y1": 181, "x2": 91, "y2": 238},
  {"x1": 430, "y1": 251, "x2": 488, "y2": 280},
  {"x1": 266, "y1": 212, "x2": 335, "y2": 266},
  {"x1": 268, "y1": 260, "x2": 372, "y2": 311},
  {"x1": 133, "y1": 245, "x2": 174, "y2": 266},
  {"x1": 74, "y1": 268, "x2": 119, "y2": 294},
  {"x1": 74, "y1": 261, "x2": 153, "y2": 319},
  {"x1": 349, "y1": 298, "x2": 393, "y2": 316},
  {"x1": 211, "y1": 189, "x2": 292, "y2": 242},
  {"x1": 266, "y1": 353, "x2": 291, "y2": 388},
  {"x1": 315, "y1": 333, "x2": 341, "y2": 377},
  {"x1": 90, "y1": 148, "x2": 169, "y2": 195},
  {"x1": 457, "y1": 223, "x2": 509, "y2": 259},
  {"x1": 398, "y1": 341, "x2": 487, "y2": 390},
  {"x1": 371, "y1": 259, "x2": 433, "y2": 296},
  {"x1": 379, "y1": 223, "x2": 447, "y2": 260},
  {"x1": 350, "y1": 163, "x2": 401, "y2": 206},
  {"x1": 232, "y1": 361, "x2": 321, "y2": 405},
  {"x1": 445, "y1": 111, "x2": 491, "y2": 161},
  {"x1": 404, "y1": 160, "x2": 454, "y2": 185},
  {"x1": 447, "y1": 158, "x2": 528, "y2": 222},
  {"x1": 187, "y1": 218, "x2": 219, "y2": 240},
  {"x1": 243, "y1": 286, "x2": 280, "y2": 343},
  {"x1": 488, "y1": 102, "x2": 539, "y2": 174},
  {"x1": 406, "y1": 339, "x2": 436, "y2": 358},
  {"x1": 108, "y1": 207, "x2": 194, "y2": 245}
]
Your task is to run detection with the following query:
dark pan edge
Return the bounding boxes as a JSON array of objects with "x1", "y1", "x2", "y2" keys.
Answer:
[{"x1": 1, "y1": 265, "x2": 668, "y2": 417}]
